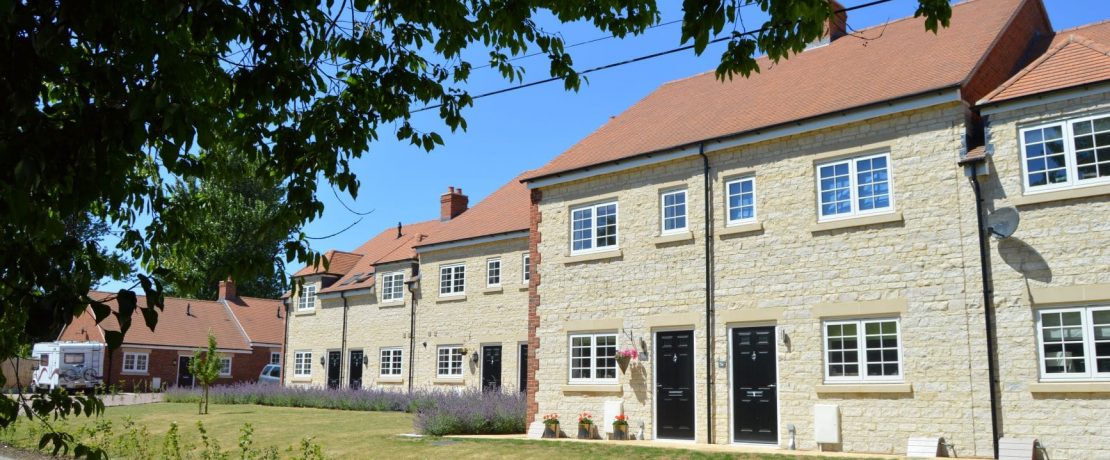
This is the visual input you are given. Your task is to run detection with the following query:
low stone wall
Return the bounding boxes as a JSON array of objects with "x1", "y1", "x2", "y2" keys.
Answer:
[{"x1": 101, "y1": 393, "x2": 163, "y2": 406}]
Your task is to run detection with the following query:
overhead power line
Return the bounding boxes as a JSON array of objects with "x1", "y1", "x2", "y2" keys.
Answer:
[{"x1": 413, "y1": 0, "x2": 893, "y2": 113}]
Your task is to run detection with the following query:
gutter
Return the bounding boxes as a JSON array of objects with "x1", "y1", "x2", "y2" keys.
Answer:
[
  {"x1": 964, "y1": 157, "x2": 1002, "y2": 459},
  {"x1": 413, "y1": 230, "x2": 530, "y2": 254},
  {"x1": 699, "y1": 144, "x2": 716, "y2": 444}
]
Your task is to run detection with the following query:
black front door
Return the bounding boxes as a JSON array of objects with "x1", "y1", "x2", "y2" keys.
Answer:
[
  {"x1": 482, "y1": 345, "x2": 502, "y2": 391},
  {"x1": 327, "y1": 351, "x2": 341, "y2": 390},
  {"x1": 348, "y1": 350, "x2": 363, "y2": 389},
  {"x1": 177, "y1": 356, "x2": 193, "y2": 387},
  {"x1": 732, "y1": 326, "x2": 778, "y2": 444},
  {"x1": 655, "y1": 330, "x2": 695, "y2": 440},
  {"x1": 518, "y1": 344, "x2": 528, "y2": 393}
]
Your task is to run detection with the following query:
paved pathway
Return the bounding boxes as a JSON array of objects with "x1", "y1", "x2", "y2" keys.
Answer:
[{"x1": 447, "y1": 434, "x2": 908, "y2": 458}]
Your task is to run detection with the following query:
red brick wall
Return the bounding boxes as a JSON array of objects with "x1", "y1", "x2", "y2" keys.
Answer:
[
  {"x1": 107, "y1": 346, "x2": 278, "y2": 391},
  {"x1": 525, "y1": 188, "x2": 542, "y2": 425},
  {"x1": 963, "y1": 0, "x2": 1052, "y2": 106}
]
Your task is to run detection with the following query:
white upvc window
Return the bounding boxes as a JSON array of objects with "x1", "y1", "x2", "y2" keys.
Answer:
[
  {"x1": 486, "y1": 258, "x2": 501, "y2": 287},
  {"x1": 1036, "y1": 306, "x2": 1110, "y2": 381},
  {"x1": 816, "y1": 152, "x2": 894, "y2": 221},
  {"x1": 568, "y1": 332, "x2": 618, "y2": 384},
  {"x1": 439, "y1": 263, "x2": 465, "y2": 296},
  {"x1": 522, "y1": 253, "x2": 531, "y2": 283},
  {"x1": 297, "y1": 284, "x2": 317, "y2": 311},
  {"x1": 570, "y1": 201, "x2": 618, "y2": 254},
  {"x1": 380, "y1": 347, "x2": 403, "y2": 376},
  {"x1": 823, "y1": 318, "x2": 902, "y2": 382},
  {"x1": 1020, "y1": 114, "x2": 1110, "y2": 193},
  {"x1": 122, "y1": 352, "x2": 149, "y2": 373},
  {"x1": 270, "y1": 352, "x2": 281, "y2": 365},
  {"x1": 293, "y1": 351, "x2": 312, "y2": 377},
  {"x1": 436, "y1": 346, "x2": 464, "y2": 378},
  {"x1": 725, "y1": 177, "x2": 757, "y2": 225},
  {"x1": 660, "y1": 189, "x2": 688, "y2": 234},
  {"x1": 381, "y1": 271, "x2": 405, "y2": 302},
  {"x1": 219, "y1": 357, "x2": 232, "y2": 377}
]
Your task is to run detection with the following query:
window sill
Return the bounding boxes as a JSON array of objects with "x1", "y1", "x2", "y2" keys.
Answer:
[
  {"x1": 482, "y1": 286, "x2": 503, "y2": 294},
  {"x1": 432, "y1": 378, "x2": 465, "y2": 385},
  {"x1": 1013, "y1": 183, "x2": 1110, "y2": 206},
  {"x1": 518, "y1": 286, "x2": 530, "y2": 292},
  {"x1": 718, "y1": 222, "x2": 763, "y2": 238},
  {"x1": 436, "y1": 295, "x2": 467, "y2": 303},
  {"x1": 811, "y1": 212, "x2": 903, "y2": 233},
  {"x1": 561, "y1": 384, "x2": 622, "y2": 394},
  {"x1": 120, "y1": 371, "x2": 149, "y2": 376},
  {"x1": 563, "y1": 249, "x2": 622, "y2": 265},
  {"x1": 293, "y1": 310, "x2": 316, "y2": 317},
  {"x1": 1029, "y1": 382, "x2": 1110, "y2": 393},
  {"x1": 653, "y1": 231, "x2": 694, "y2": 246},
  {"x1": 379, "y1": 300, "x2": 404, "y2": 308},
  {"x1": 291, "y1": 377, "x2": 312, "y2": 383},
  {"x1": 815, "y1": 383, "x2": 912, "y2": 394},
  {"x1": 376, "y1": 376, "x2": 404, "y2": 384}
]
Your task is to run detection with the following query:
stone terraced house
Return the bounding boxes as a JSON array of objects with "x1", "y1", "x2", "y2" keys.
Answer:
[
  {"x1": 280, "y1": 0, "x2": 1110, "y2": 457},
  {"x1": 284, "y1": 176, "x2": 531, "y2": 392},
  {"x1": 518, "y1": 0, "x2": 1108, "y2": 457}
]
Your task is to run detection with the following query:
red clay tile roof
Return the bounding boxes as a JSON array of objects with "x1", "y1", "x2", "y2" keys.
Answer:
[
  {"x1": 980, "y1": 21, "x2": 1110, "y2": 104},
  {"x1": 415, "y1": 173, "x2": 531, "y2": 248},
  {"x1": 522, "y1": 0, "x2": 1031, "y2": 182},
  {"x1": 960, "y1": 145, "x2": 988, "y2": 164},
  {"x1": 65, "y1": 292, "x2": 253, "y2": 351},
  {"x1": 225, "y1": 296, "x2": 286, "y2": 345},
  {"x1": 292, "y1": 250, "x2": 363, "y2": 277},
  {"x1": 306, "y1": 219, "x2": 447, "y2": 294}
]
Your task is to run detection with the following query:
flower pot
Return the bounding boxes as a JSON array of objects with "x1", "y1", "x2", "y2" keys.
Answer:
[
  {"x1": 543, "y1": 422, "x2": 560, "y2": 438},
  {"x1": 617, "y1": 355, "x2": 630, "y2": 372},
  {"x1": 612, "y1": 423, "x2": 629, "y2": 440},
  {"x1": 577, "y1": 422, "x2": 593, "y2": 439}
]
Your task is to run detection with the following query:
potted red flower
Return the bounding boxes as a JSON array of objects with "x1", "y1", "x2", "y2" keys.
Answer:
[
  {"x1": 577, "y1": 412, "x2": 595, "y2": 439},
  {"x1": 542, "y1": 413, "x2": 560, "y2": 438},
  {"x1": 612, "y1": 413, "x2": 630, "y2": 440}
]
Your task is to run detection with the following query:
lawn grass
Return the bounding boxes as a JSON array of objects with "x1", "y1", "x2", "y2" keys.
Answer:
[{"x1": 0, "y1": 403, "x2": 860, "y2": 459}]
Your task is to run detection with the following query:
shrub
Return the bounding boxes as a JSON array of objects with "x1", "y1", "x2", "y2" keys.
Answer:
[{"x1": 163, "y1": 383, "x2": 526, "y2": 436}]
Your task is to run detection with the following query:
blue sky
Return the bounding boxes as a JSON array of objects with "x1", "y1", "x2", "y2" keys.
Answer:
[{"x1": 97, "y1": 0, "x2": 1105, "y2": 291}]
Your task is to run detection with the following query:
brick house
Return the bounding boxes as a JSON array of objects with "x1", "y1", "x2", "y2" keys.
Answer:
[
  {"x1": 61, "y1": 280, "x2": 284, "y2": 390},
  {"x1": 516, "y1": 0, "x2": 1109, "y2": 457},
  {"x1": 284, "y1": 176, "x2": 530, "y2": 391}
]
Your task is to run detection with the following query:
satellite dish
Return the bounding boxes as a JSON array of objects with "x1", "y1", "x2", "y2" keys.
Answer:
[{"x1": 987, "y1": 206, "x2": 1020, "y2": 239}]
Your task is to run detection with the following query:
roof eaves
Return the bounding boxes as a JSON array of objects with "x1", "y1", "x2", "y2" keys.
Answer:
[
  {"x1": 414, "y1": 230, "x2": 530, "y2": 253},
  {"x1": 524, "y1": 86, "x2": 962, "y2": 187}
]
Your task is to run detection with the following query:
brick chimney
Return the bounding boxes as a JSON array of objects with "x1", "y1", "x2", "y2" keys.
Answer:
[
  {"x1": 809, "y1": 0, "x2": 848, "y2": 48},
  {"x1": 218, "y1": 278, "x2": 238, "y2": 301},
  {"x1": 440, "y1": 186, "x2": 468, "y2": 221}
]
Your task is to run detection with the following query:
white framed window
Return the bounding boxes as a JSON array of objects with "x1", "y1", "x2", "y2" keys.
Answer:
[
  {"x1": 823, "y1": 318, "x2": 902, "y2": 382},
  {"x1": 436, "y1": 346, "x2": 464, "y2": 378},
  {"x1": 522, "y1": 253, "x2": 531, "y2": 283},
  {"x1": 293, "y1": 351, "x2": 312, "y2": 377},
  {"x1": 570, "y1": 201, "x2": 618, "y2": 254},
  {"x1": 486, "y1": 258, "x2": 501, "y2": 287},
  {"x1": 380, "y1": 347, "x2": 403, "y2": 376},
  {"x1": 439, "y1": 263, "x2": 465, "y2": 296},
  {"x1": 1036, "y1": 306, "x2": 1110, "y2": 381},
  {"x1": 219, "y1": 357, "x2": 232, "y2": 377},
  {"x1": 725, "y1": 177, "x2": 757, "y2": 225},
  {"x1": 568, "y1": 332, "x2": 618, "y2": 384},
  {"x1": 270, "y1": 352, "x2": 281, "y2": 365},
  {"x1": 660, "y1": 189, "x2": 688, "y2": 234},
  {"x1": 816, "y1": 152, "x2": 894, "y2": 221},
  {"x1": 122, "y1": 352, "x2": 149, "y2": 373},
  {"x1": 297, "y1": 284, "x2": 317, "y2": 311},
  {"x1": 381, "y1": 271, "x2": 405, "y2": 302},
  {"x1": 1020, "y1": 114, "x2": 1110, "y2": 193}
]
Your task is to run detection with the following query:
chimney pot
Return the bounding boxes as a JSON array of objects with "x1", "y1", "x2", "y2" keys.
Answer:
[
  {"x1": 218, "y1": 277, "x2": 238, "y2": 301},
  {"x1": 440, "y1": 186, "x2": 469, "y2": 221}
]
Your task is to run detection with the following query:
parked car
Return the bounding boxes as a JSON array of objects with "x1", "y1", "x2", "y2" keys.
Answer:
[
  {"x1": 258, "y1": 364, "x2": 281, "y2": 384},
  {"x1": 31, "y1": 341, "x2": 105, "y2": 391}
]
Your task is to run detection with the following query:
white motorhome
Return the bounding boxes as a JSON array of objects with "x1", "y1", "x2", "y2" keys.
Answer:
[{"x1": 30, "y1": 341, "x2": 105, "y2": 391}]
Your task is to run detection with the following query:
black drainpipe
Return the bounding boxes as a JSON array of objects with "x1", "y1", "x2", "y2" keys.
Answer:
[
  {"x1": 281, "y1": 298, "x2": 290, "y2": 387},
  {"x1": 340, "y1": 291, "x2": 349, "y2": 389},
  {"x1": 699, "y1": 144, "x2": 715, "y2": 444},
  {"x1": 407, "y1": 269, "x2": 418, "y2": 393},
  {"x1": 967, "y1": 163, "x2": 1001, "y2": 459}
]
